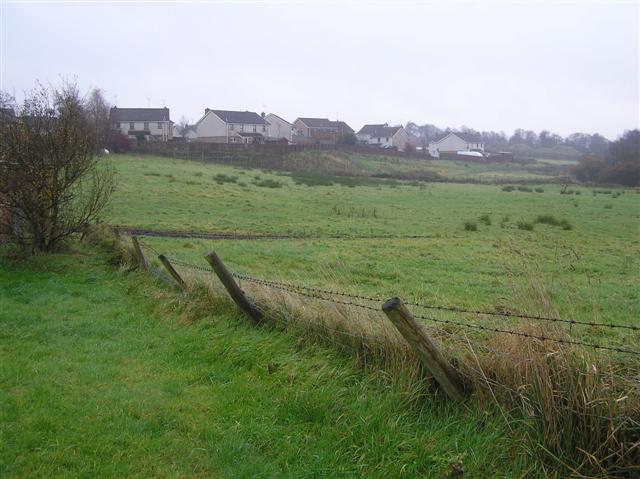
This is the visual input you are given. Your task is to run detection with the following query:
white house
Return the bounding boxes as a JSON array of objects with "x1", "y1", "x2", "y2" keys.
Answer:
[
  {"x1": 265, "y1": 113, "x2": 293, "y2": 143},
  {"x1": 356, "y1": 123, "x2": 410, "y2": 150},
  {"x1": 110, "y1": 107, "x2": 172, "y2": 141},
  {"x1": 428, "y1": 132, "x2": 485, "y2": 158},
  {"x1": 194, "y1": 109, "x2": 269, "y2": 144}
]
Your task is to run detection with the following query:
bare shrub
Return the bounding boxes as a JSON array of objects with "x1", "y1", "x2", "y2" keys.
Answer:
[{"x1": 0, "y1": 82, "x2": 115, "y2": 252}]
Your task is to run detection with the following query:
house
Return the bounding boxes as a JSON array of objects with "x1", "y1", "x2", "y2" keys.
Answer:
[
  {"x1": 265, "y1": 113, "x2": 293, "y2": 143},
  {"x1": 428, "y1": 132, "x2": 485, "y2": 158},
  {"x1": 194, "y1": 109, "x2": 268, "y2": 144},
  {"x1": 110, "y1": 107, "x2": 172, "y2": 141},
  {"x1": 356, "y1": 123, "x2": 411, "y2": 151},
  {"x1": 292, "y1": 117, "x2": 354, "y2": 144}
]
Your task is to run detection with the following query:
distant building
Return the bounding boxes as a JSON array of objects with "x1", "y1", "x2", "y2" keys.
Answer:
[
  {"x1": 110, "y1": 107, "x2": 172, "y2": 141},
  {"x1": 428, "y1": 132, "x2": 485, "y2": 158},
  {"x1": 293, "y1": 117, "x2": 354, "y2": 145},
  {"x1": 265, "y1": 113, "x2": 293, "y2": 143},
  {"x1": 194, "y1": 109, "x2": 268, "y2": 144},
  {"x1": 356, "y1": 123, "x2": 410, "y2": 151}
]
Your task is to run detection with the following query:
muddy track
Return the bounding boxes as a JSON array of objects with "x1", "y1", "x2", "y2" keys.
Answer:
[{"x1": 114, "y1": 226, "x2": 437, "y2": 241}]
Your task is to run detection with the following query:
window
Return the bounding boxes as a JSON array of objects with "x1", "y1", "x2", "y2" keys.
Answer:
[
  {"x1": 252, "y1": 125, "x2": 257, "y2": 133},
  {"x1": 116, "y1": 122, "x2": 120, "y2": 128},
  {"x1": 262, "y1": 125, "x2": 266, "y2": 132},
  {"x1": 129, "y1": 122, "x2": 135, "y2": 130},
  {"x1": 144, "y1": 122, "x2": 149, "y2": 130},
  {"x1": 386, "y1": 137, "x2": 389, "y2": 142},
  {"x1": 240, "y1": 124, "x2": 245, "y2": 132},
  {"x1": 230, "y1": 124, "x2": 234, "y2": 131},
  {"x1": 157, "y1": 122, "x2": 162, "y2": 129},
  {"x1": 229, "y1": 137, "x2": 236, "y2": 143}
]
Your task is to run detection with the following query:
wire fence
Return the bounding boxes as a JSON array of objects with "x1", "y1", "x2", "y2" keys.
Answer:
[{"x1": 136, "y1": 239, "x2": 640, "y2": 356}]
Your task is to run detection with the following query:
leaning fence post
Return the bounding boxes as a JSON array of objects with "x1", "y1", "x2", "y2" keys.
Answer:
[
  {"x1": 382, "y1": 297, "x2": 465, "y2": 401},
  {"x1": 205, "y1": 251, "x2": 263, "y2": 325},
  {"x1": 131, "y1": 236, "x2": 148, "y2": 271},
  {"x1": 158, "y1": 254, "x2": 186, "y2": 290}
]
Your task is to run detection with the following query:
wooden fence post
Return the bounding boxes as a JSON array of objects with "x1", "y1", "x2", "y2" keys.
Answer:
[
  {"x1": 205, "y1": 251, "x2": 263, "y2": 325},
  {"x1": 158, "y1": 255, "x2": 186, "y2": 290},
  {"x1": 382, "y1": 297, "x2": 465, "y2": 401},
  {"x1": 131, "y1": 236, "x2": 148, "y2": 271}
]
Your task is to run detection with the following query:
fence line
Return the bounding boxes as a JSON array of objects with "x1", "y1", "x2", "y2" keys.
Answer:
[{"x1": 134, "y1": 239, "x2": 640, "y2": 356}]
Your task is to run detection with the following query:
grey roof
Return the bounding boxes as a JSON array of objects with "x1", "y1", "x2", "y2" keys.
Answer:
[
  {"x1": 208, "y1": 109, "x2": 267, "y2": 125},
  {"x1": 433, "y1": 131, "x2": 484, "y2": 143},
  {"x1": 110, "y1": 107, "x2": 171, "y2": 122},
  {"x1": 357, "y1": 123, "x2": 387, "y2": 135},
  {"x1": 297, "y1": 117, "x2": 354, "y2": 132},
  {"x1": 358, "y1": 124, "x2": 402, "y2": 137},
  {"x1": 266, "y1": 113, "x2": 292, "y2": 125}
]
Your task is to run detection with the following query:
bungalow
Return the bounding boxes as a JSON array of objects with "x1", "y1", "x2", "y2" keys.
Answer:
[
  {"x1": 194, "y1": 109, "x2": 269, "y2": 144},
  {"x1": 265, "y1": 113, "x2": 293, "y2": 143},
  {"x1": 428, "y1": 132, "x2": 485, "y2": 158},
  {"x1": 110, "y1": 107, "x2": 172, "y2": 141},
  {"x1": 292, "y1": 117, "x2": 354, "y2": 145},
  {"x1": 356, "y1": 123, "x2": 410, "y2": 151}
]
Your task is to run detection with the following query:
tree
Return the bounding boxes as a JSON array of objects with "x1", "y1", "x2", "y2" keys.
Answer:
[
  {"x1": 176, "y1": 115, "x2": 190, "y2": 136},
  {"x1": 0, "y1": 82, "x2": 116, "y2": 252},
  {"x1": 85, "y1": 87, "x2": 111, "y2": 150}
]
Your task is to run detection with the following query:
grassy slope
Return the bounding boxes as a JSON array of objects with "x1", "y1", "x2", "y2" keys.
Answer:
[
  {"x1": 0, "y1": 250, "x2": 536, "y2": 478},
  {"x1": 108, "y1": 155, "x2": 640, "y2": 336}
]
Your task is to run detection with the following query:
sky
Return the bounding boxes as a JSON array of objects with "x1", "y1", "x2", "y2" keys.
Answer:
[{"x1": 1, "y1": 1, "x2": 638, "y2": 139}]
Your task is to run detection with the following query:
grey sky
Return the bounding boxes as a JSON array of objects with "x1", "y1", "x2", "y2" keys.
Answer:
[{"x1": 2, "y1": 1, "x2": 638, "y2": 139}]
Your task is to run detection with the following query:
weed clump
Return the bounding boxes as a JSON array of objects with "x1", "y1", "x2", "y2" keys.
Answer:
[
  {"x1": 502, "y1": 185, "x2": 515, "y2": 192},
  {"x1": 479, "y1": 214, "x2": 492, "y2": 226},
  {"x1": 464, "y1": 221, "x2": 478, "y2": 231},
  {"x1": 517, "y1": 221, "x2": 534, "y2": 231},
  {"x1": 517, "y1": 186, "x2": 533, "y2": 192},
  {"x1": 214, "y1": 174, "x2": 238, "y2": 184},
  {"x1": 534, "y1": 215, "x2": 573, "y2": 230},
  {"x1": 254, "y1": 178, "x2": 283, "y2": 188},
  {"x1": 535, "y1": 187, "x2": 544, "y2": 193}
]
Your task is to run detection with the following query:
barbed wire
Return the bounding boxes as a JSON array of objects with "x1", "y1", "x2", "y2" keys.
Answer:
[
  {"x1": 132, "y1": 242, "x2": 640, "y2": 354},
  {"x1": 230, "y1": 272, "x2": 639, "y2": 332},
  {"x1": 412, "y1": 312, "x2": 640, "y2": 356}
]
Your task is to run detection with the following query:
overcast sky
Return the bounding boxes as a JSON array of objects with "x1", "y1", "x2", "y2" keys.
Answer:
[{"x1": 1, "y1": 1, "x2": 638, "y2": 138}]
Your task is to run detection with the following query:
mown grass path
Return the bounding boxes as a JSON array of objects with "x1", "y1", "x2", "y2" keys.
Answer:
[{"x1": 0, "y1": 250, "x2": 537, "y2": 478}]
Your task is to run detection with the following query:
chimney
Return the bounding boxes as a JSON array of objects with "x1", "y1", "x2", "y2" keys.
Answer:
[
  {"x1": 261, "y1": 112, "x2": 266, "y2": 118},
  {"x1": 205, "y1": 108, "x2": 210, "y2": 114}
]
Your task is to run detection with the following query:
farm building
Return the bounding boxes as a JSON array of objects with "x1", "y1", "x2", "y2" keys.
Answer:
[
  {"x1": 194, "y1": 109, "x2": 268, "y2": 144},
  {"x1": 110, "y1": 107, "x2": 173, "y2": 142},
  {"x1": 356, "y1": 123, "x2": 410, "y2": 150},
  {"x1": 428, "y1": 132, "x2": 485, "y2": 158}
]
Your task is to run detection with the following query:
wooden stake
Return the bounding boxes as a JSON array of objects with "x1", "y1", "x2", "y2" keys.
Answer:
[
  {"x1": 131, "y1": 236, "x2": 148, "y2": 271},
  {"x1": 205, "y1": 251, "x2": 263, "y2": 325},
  {"x1": 158, "y1": 254, "x2": 186, "y2": 290},
  {"x1": 382, "y1": 297, "x2": 465, "y2": 401}
]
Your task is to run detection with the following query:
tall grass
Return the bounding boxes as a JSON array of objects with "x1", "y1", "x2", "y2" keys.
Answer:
[{"x1": 121, "y1": 236, "x2": 640, "y2": 477}]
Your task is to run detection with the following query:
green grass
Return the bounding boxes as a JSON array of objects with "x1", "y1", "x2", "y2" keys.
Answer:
[
  {"x1": 0, "y1": 249, "x2": 537, "y2": 477},
  {"x1": 107, "y1": 154, "x2": 640, "y2": 337}
]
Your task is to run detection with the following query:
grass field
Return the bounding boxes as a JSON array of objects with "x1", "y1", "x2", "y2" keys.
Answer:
[
  {"x1": 108, "y1": 154, "x2": 639, "y2": 339},
  {"x1": 0, "y1": 249, "x2": 537, "y2": 478},
  {"x1": 3, "y1": 152, "x2": 638, "y2": 477}
]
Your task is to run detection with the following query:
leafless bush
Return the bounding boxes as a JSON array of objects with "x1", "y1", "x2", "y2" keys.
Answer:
[{"x1": 0, "y1": 82, "x2": 116, "y2": 252}]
